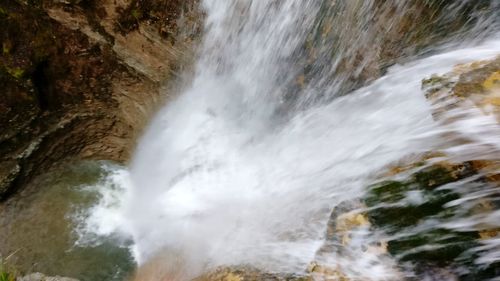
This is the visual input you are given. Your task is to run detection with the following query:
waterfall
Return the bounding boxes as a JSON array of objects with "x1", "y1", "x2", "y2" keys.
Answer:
[{"x1": 80, "y1": 0, "x2": 500, "y2": 279}]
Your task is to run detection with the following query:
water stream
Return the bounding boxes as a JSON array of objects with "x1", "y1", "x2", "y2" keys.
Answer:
[
  {"x1": 82, "y1": 0, "x2": 500, "y2": 279},
  {"x1": 1, "y1": 1, "x2": 500, "y2": 280}
]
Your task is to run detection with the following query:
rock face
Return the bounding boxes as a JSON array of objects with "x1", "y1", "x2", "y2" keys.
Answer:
[
  {"x1": 0, "y1": 0, "x2": 201, "y2": 199},
  {"x1": 292, "y1": 0, "x2": 497, "y2": 101}
]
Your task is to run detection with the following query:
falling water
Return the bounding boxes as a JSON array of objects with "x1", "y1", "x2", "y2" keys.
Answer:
[{"x1": 80, "y1": 0, "x2": 500, "y2": 279}]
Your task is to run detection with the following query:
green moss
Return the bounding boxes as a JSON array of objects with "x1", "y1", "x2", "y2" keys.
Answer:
[
  {"x1": 388, "y1": 229, "x2": 478, "y2": 263},
  {"x1": 363, "y1": 162, "x2": 496, "y2": 279},
  {"x1": 6, "y1": 67, "x2": 25, "y2": 79},
  {"x1": 422, "y1": 75, "x2": 447, "y2": 88},
  {"x1": 366, "y1": 180, "x2": 408, "y2": 204},
  {"x1": 0, "y1": 7, "x2": 7, "y2": 17},
  {"x1": 2, "y1": 45, "x2": 9, "y2": 55},
  {"x1": 365, "y1": 164, "x2": 470, "y2": 227},
  {"x1": 365, "y1": 168, "x2": 462, "y2": 230},
  {"x1": 130, "y1": 8, "x2": 142, "y2": 19}
]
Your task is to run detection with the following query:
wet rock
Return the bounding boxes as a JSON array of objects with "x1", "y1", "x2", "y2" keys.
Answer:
[
  {"x1": 381, "y1": 56, "x2": 500, "y2": 279},
  {"x1": 355, "y1": 57, "x2": 500, "y2": 279},
  {"x1": 421, "y1": 57, "x2": 500, "y2": 197},
  {"x1": 193, "y1": 265, "x2": 358, "y2": 281},
  {"x1": 364, "y1": 158, "x2": 500, "y2": 279},
  {"x1": 292, "y1": 0, "x2": 497, "y2": 101},
  {"x1": 367, "y1": 162, "x2": 475, "y2": 226},
  {"x1": 423, "y1": 56, "x2": 500, "y2": 123},
  {"x1": 129, "y1": 251, "x2": 345, "y2": 281},
  {"x1": 306, "y1": 262, "x2": 350, "y2": 281},
  {"x1": 321, "y1": 200, "x2": 371, "y2": 249},
  {"x1": 17, "y1": 273, "x2": 79, "y2": 281},
  {"x1": 193, "y1": 267, "x2": 311, "y2": 281},
  {"x1": 316, "y1": 200, "x2": 401, "y2": 280},
  {"x1": 0, "y1": 160, "x2": 20, "y2": 197}
]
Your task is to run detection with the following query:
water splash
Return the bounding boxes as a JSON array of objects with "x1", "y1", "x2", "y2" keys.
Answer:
[{"x1": 80, "y1": 0, "x2": 500, "y2": 279}]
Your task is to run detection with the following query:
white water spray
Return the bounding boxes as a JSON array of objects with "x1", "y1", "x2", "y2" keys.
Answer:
[{"x1": 81, "y1": 1, "x2": 500, "y2": 279}]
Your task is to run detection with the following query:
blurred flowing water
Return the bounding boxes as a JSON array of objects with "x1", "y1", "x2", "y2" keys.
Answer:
[
  {"x1": 78, "y1": 0, "x2": 500, "y2": 279},
  {"x1": 2, "y1": 1, "x2": 500, "y2": 280},
  {"x1": 82, "y1": 0, "x2": 500, "y2": 279}
]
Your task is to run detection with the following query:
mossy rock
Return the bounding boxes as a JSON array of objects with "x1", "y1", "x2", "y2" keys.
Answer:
[
  {"x1": 423, "y1": 56, "x2": 500, "y2": 124},
  {"x1": 388, "y1": 228, "x2": 478, "y2": 263},
  {"x1": 365, "y1": 162, "x2": 499, "y2": 279},
  {"x1": 366, "y1": 163, "x2": 474, "y2": 229}
]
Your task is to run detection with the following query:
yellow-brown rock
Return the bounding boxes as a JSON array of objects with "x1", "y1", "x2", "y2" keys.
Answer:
[{"x1": 424, "y1": 56, "x2": 500, "y2": 122}]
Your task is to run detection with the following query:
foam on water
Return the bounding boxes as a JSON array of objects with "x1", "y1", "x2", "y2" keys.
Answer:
[{"x1": 78, "y1": 0, "x2": 500, "y2": 279}]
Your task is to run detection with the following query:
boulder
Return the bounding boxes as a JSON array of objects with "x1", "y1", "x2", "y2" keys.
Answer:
[{"x1": 364, "y1": 159, "x2": 500, "y2": 279}]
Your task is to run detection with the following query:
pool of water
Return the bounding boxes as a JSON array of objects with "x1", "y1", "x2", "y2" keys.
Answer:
[{"x1": 0, "y1": 161, "x2": 135, "y2": 281}]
